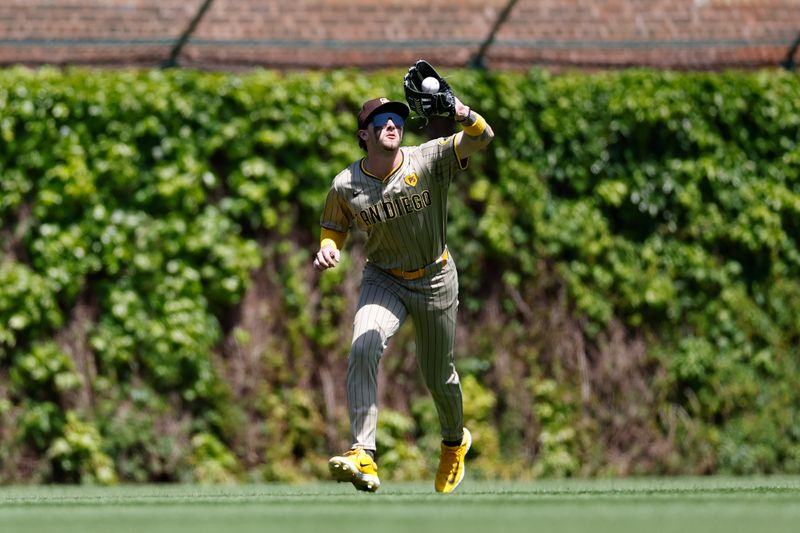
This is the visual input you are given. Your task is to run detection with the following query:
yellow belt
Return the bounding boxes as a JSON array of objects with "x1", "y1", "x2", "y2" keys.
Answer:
[{"x1": 387, "y1": 249, "x2": 449, "y2": 281}]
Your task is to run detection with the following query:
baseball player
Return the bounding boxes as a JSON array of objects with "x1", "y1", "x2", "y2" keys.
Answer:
[{"x1": 313, "y1": 61, "x2": 494, "y2": 493}]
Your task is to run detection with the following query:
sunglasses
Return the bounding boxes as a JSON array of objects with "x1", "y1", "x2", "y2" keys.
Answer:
[{"x1": 371, "y1": 112, "x2": 405, "y2": 128}]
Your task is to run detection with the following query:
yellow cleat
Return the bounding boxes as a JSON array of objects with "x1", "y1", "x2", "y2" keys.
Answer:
[
  {"x1": 329, "y1": 448, "x2": 380, "y2": 492},
  {"x1": 435, "y1": 427, "x2": 472, "y2": 493}
]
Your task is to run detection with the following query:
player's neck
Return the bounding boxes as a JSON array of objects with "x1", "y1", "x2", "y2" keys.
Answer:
[{"x1": 364, "y1": 149, "x2": 402, "y2": 181}]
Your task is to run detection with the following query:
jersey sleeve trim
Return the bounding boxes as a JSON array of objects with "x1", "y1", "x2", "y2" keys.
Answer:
[
  {"x1": 452, "y1": 135, "x2": 469, "y2": 171},
  {"x1": 321, "y1": 220, "x2": 350, "y2": 233}
]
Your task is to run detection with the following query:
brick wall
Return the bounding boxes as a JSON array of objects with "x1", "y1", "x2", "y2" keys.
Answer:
[{"x1": 1, "y1": 0, "x2": 798, "y2": 70}]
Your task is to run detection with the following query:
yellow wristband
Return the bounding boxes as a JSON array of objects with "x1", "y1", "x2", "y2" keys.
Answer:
[
  {"x1": 461, "y1": 113, "x2": 487, "y2": 136},
  {"x1": 320, "y1": 228, "x2": 347, "y2": 250}
]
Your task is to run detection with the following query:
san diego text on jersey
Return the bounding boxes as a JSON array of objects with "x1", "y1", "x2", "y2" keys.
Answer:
[{"x1": 357, "y1": 189, "x2": 432, "y2": 227}]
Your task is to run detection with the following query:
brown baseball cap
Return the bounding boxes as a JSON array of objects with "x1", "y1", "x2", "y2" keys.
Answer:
[{"x1": 357, "y1": 97, "x2": 409, "y2": 129}]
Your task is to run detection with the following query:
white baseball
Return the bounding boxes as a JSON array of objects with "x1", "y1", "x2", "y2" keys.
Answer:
[{"x1": 421, "y1": 77, "x2": 440, "y2": 93}]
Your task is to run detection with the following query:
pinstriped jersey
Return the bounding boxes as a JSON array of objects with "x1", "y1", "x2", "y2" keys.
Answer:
[{"x1": 321, "y1": 134, "x2": 467, "y2": 271}]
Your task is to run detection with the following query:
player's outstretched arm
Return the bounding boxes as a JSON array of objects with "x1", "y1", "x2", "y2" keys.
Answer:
[{"x1": 453, "y1": 98, "x2": 494, "y2": 158}]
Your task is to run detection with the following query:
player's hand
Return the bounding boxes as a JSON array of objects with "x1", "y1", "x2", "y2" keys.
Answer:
[
  {"x1": 453, "y1": 98, "x2": 470, "y2": 123},
  {"x1": 313, "y1": 246, "x2": 341, "y2": 271}
]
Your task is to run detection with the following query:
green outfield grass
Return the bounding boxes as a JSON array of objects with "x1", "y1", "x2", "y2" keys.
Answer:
[{"x1": 1, "y1": 476, "x2": 798, "y2": 533}]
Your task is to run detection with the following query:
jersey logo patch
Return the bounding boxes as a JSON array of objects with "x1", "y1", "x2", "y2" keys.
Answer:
[{"x1": 404, "y1": 172, "x2": 418, "y2": 187}]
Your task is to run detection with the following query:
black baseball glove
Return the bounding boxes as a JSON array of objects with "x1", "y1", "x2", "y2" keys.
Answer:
[{"x1": 403, "y1": 60, "x2": 456, "y2": 118}]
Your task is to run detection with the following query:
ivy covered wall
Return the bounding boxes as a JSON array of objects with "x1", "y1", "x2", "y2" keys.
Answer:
[{"x1": 1, "y1": 67, "x2": 799, "y2": 483}]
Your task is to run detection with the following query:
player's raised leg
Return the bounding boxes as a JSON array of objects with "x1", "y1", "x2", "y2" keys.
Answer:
[{"x1": 408, "y1": 263, "x2": 469, "y2": 492}]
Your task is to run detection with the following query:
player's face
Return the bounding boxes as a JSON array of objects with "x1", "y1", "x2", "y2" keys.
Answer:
[{"x1": 367, "y1": 112, "x2": 404, "y2": 152}]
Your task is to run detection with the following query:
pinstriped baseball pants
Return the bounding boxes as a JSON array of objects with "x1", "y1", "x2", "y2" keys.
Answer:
[{"x1": 347, "y1": 259, "x2": 463, "y2": 451}]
